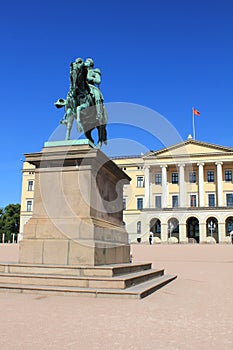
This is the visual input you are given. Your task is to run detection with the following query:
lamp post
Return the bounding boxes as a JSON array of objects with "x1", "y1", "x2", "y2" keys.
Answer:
[
  {"x1": 208, "y1": 220, "x2": 216, "y2": 243},
  {"x1": 168, "y1": 222, "x2": 174, "y2": 242}
]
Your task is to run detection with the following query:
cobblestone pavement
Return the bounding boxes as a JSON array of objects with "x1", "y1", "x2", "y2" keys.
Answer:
[{"x1": 0, "y1": 244, "x2": 233, "y2": 350}]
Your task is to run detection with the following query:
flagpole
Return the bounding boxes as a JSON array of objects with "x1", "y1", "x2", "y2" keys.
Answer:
[{"x1": 192, "y1": 107, "x2": 196, "y2": 140}]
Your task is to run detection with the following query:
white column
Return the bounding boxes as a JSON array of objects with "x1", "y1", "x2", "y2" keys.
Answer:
[
  {"x1": 161, "y1": 165, "x2": 168, "y2": 208},
  {"x1": 178, "y1": 164, "x2": 186, "y2": 207},
  {"x1": 17, "y1": 233, "x2": 23, "y2": 242},
  {"x1": 197, "y1": 163, "x2": 205, "y2": 207},
  {"x1": 179, "y1": 223, "x2": 188, "y2": 243},
  {"x1": 199, "y1": 222, "x2": 206, "y2": 243},
  {"x1": 161, "y1": 223, "x2": 168, "y2": 242},
  {"x1": 2, "y1": 233, "x2": 5, "y2": 244},
  {"x1": 216, "y1": 162, "x2": 223, "y2": 206},
  {"x1": 218, "y1": 222, "x2": 225, "y2": 243},
  {"x1": 144, "y1": 165, "x2": 151, "y2": 208}
]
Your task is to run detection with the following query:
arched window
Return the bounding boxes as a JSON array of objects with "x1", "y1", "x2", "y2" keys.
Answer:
[
  {"x1": 150, "y1": 218, "x2": 161, "y2": 239},
  {"x1": 225, "y1": 217, "x2": 233, "y2": 235},
  {"x1": 186, "y1": 217, "x2": 199, "y2": 243},
  {"x1": 206, "y1": 217, "x2": 218, "y2": 243},
  {"x1": 168, "y1": 218, "x2": 179, "y2": 242}
]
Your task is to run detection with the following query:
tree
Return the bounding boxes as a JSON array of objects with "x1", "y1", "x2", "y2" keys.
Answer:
[{"x1": 0, "y1": 204, "x2": 20, "y2": 242}]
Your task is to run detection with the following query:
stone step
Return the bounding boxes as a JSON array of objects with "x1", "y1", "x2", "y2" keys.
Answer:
[
  {"x1": 0, "y1": 262, "x2": 152, "y2": 278},
  {"x1": 0, "y1": 274, "x2": 177, "y2": 299},
  {"x1": 0, "y1": 268, "x2": 164, "y2": 290}
]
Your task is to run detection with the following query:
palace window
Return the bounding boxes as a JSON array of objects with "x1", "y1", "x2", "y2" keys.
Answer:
[
  {"x1": 123, "y1": 197, "x2": 126, "y2": 210},
  {"x1": 189, "y1": 171, "x2": 196, "y2": 183},
  {"x1": 155, "y1": 173, "x2": 162, "y2": 184},
  {"x1": 208, "y1": 194, "x2": 215, "y2": 207},
  {"x1": 172, "y1": 195, "x2": 179, "y2": 208},
  {"x1": 26, "y1": 200, "x2": 33, "y2": 212},
  {"x1": 225, "y1": 170, "x2": 232, "y2": 182},
  {"x1": 207, "y1": 171, "x2": 215, "y2": 182},
  {"x1": 137, "y1": 221, "x2": 141, "y2": 234},
  {"x1": 137, "y1": 198, "x2": 143, "y2": 210},
  {"x1": 171, "y1": 173, "x2": 179, "y2": 184},
  {"x1": 226, "y1": 194, "x2": 233, "y2": 207},
  {"x1": 155, "y1": 196, "x2": 162, "y2": 208},
  {"x1": 27, "y1": 180, "x2": 34, "y2": 191},
  {"x1": 136, "y1": 176, "x2": 144, "y2": 188},
  {"x1": 190, "y1": 195, "x2": 197, "y2": 207}
]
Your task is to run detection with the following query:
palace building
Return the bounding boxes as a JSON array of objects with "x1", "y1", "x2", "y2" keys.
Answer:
[{"x1": 20, "y1": 139, "x2": 233, "y2": 244}]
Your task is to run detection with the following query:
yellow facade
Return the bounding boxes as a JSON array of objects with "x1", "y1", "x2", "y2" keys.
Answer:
[
  {"x1": 114, "y1": 139, "x2": 233, "y2": 244},
  {"x1": 20, "y1": 139, "x2": 233, "y2": 244},
  {"x1": 19, "y1": 162, "x2": 35, "y2": 240}
]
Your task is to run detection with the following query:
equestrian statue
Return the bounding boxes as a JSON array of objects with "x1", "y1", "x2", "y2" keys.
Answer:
[{"x1": 54, "y1": 57, "x2": 108, "y2": 148}]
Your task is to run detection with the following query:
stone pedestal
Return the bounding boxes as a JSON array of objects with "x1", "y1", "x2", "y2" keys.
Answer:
[{"x1": 19, "y1": 140, "x2": 131, "y2": 265}]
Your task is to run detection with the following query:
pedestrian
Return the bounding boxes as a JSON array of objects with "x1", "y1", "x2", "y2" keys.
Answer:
[{"x1": 149, "y1": 233, "x2": 153, "y2": 245}]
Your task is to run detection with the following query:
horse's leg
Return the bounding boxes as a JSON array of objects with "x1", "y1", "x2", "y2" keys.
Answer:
[
  {"x1": 60, "y1": 115, "x2": 67, "y2": 125},
  {"x1": 91, "y1": 91, "x2": 107, "y2": 147},
  {"x1": 65, "y1": 111, "x2": 74, "y2": 140},
  {"x1": 101, "y1": 124, "x2": 107, "y2": 145},
  {"x1": 66, "y1": 121, "x2": 72, "y2": 140},
  {"x1": 77, "y1": 103, "x2": 88, "y2": 132},
  {"x1": 97, "y1": 125, "x2": 107, "y2": 148},
  {"x1": 76, "y1": 106, "x2": 83, "y2": 132},
  {"x1": 97, "y1": 126, "x2": 102, "y2": 149}
]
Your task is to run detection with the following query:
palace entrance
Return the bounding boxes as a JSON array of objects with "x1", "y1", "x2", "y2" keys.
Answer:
[
  {"x1": 187, "y1": 217, "x2": 199, "y2": 243},
  {"x1": 206, "y1": 217, "x2": 218, "y2": 243},
  {"x1": 150, "y1": 218, "x2": 161, "y2": 240}
]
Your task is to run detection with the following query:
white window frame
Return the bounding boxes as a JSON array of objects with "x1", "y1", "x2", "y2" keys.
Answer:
[
  {"x1": 190, "y1": 194, "x2": 197, "y2": 207},
  {"x1": 171, "y1": 195, "x2": 179, "y2": 208},
  {"x1": 226, "y1": 193, "x2": 233, "y2": 207},
  {"x1": 27, "y1": 180, "x2": 34, "y2": 191},
  {"x1": 26, "y1": 199, "x2": 33, "y2": 212},
  {"x1": 225, "y1": 170, "x2": 232, "y2": 182},
  {"x1": 207, "y1": 170, "x2": 215, "y2": 183},
  {"x1": 136, "y1": 197, "x2": 144, "y2": 210},
  {"x1": 155, "y1": 195, "x2": 162, "y2": 208},
  {"x1": 155, "y1": 173, "x2": 162, "y2": 185},
  {"x1": 189, "y1": 171, "x2": 196, "y2": 183},
  {"x1": 136, "y1": 176, "x2": 144, "y2": 188},
  {"x1": 208, "y1": 193, "x2": 215, "y2": 207}
]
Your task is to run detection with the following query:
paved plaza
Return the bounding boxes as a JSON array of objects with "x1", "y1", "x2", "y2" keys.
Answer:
[{"x1": 0, "y1": 244, "x2": 232, "y2": 350}]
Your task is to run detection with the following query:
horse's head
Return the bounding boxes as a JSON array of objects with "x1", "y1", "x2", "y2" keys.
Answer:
[
  {"x1": 71, "y1": 57, "x2": 88, "y2": 90},
  {"x1": 73, "y1": 57, "x2": 84, "y2": 70}
]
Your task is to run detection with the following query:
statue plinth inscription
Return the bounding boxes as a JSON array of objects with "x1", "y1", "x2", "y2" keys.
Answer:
[{"x1": 19, "y1": 141, "x2": 131, "y2": 266}]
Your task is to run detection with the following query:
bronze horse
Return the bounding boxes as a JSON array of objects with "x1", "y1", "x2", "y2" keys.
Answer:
[{"x1": 55, "y1": 58, "x2": 107, "y2": 148}]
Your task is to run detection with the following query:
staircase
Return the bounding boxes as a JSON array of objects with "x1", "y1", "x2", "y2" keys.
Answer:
[{"x1": 0, "y1": 262, "x2": 176, "y2": 299}]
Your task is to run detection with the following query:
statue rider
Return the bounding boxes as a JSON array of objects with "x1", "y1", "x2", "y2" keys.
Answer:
[
  {"x1": 85, "y1": 58, "x2": 107, "y2": 145},
  {"x1": 85, "y1": 58, "x2": 101, "y2": 85},
  {"x1": 55, "y1": 56, "x2": 107, "y2": 146},
  {"x1": 84, "y1": 58, "x2": 104, "y2": 121}
]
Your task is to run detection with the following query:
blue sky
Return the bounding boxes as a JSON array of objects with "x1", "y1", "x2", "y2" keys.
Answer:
[{"x1": 0, "y1": 0, "x2": 232, "y2": 206}]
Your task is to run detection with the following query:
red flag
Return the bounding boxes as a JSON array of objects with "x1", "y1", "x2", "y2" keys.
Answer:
[{"x1": 193, "y1": 108, "x2": 200, "y2": 116}]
